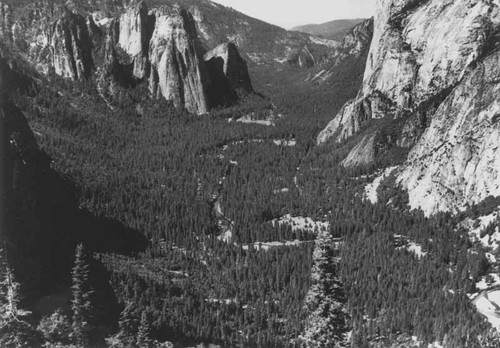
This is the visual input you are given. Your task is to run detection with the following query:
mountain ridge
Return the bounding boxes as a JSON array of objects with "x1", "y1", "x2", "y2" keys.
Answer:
[{"x1": 292, "y1": 18, "x2": 367, "y2": 42}]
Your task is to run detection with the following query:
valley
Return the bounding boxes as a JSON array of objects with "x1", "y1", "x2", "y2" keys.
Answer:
[{"x1": 1, "y1": 0, "x2": 500, "y2": 347}]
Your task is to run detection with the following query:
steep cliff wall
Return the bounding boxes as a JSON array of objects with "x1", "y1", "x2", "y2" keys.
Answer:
[
  {"x1": 148, "y1": 8, "x2": 210, "y2": 115},
  {"x1": 319, "y1": 0, "x2": 500, "y2": 215},
  {"x1": 318, "y1": 0, "x2": 500, "y2": 145},
  {"x1": 24, "y1": 1, "x2": 253, "y2": 115},
  {"x1": 115, "y1": 0, "x2": 151, "y2": 79},
  {"x1": 397, "y1": 47, "x2": 500, "y2": 215}
]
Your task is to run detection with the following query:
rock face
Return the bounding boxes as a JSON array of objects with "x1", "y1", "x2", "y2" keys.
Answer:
[
  {"x1": 51, "y1": 1, "x2": 256, "y2": 115},
  {"x1": 114, "y1": 0, "x2": 151, "y2": 79},
  {"x1": 341, "y1": 133, "x2": 378, "y2": 168},
  {"x1": 9, "y1": 1, "x2": 254, "y2": 115},
  {"x1": 148, "y1": 8, "x2": 211, "y2": 115},
  {"x1": 319, "y1": 0, "x2": 500, "y2": 215},
  {"x1": 50, "y1": 9, "x2": 94, "y2": 80},
  {"x1": 336, "y1": 18, "x2": 373, "y2": 60},
  {"x1": 318, "y1": 0, "x2": 500, "y2": 145},
  {"x1": 204, "y1": 42, "x2": 253, "y2": 106},
  {"x1": 397, "y1": 48, "x2": 500, "y2": 215}
]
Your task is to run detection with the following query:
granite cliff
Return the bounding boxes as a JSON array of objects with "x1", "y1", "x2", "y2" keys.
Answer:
[
  {"x1": 204, "y1": 42, "x2": 253, "y2": 107},
  {"x1": 148, "y1": 7, "x2": 211, "y2": 114},
  {"x1": 2, "y1": 0, "x2": 255, "y2": 115},
  {"x1": 318, "y1": 0, "x2": 500, "y2": 215}
]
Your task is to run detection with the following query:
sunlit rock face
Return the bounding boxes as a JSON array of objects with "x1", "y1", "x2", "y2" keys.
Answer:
[
  {"x1": 318, "y1": 0, "x2": 500, "y2": 145},
  {"x1": 4, "y1": 1, "x2": 255, "y2": 116},
  {"x1": 338, "y1": 18, "x2": 373, "y2": 59},
  {"x1": 319, "y1": 0, "x2": 500, "y2": 215},
  {"x1": 341, "y1": 133, "x2": 378, "y2": 168},
  {"x1": 115, "y1": 0, "x2": 151, "y2": 79},
  {"x1": 148, "y1": 8, "x2": 211, "y2": 115},
  {"x1": 397, "y1": 49, "x2": 500, "y2": 216}
]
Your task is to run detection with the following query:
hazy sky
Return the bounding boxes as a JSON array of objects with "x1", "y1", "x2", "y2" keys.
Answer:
[{"x1": 210, "y1": 0, "x2": 376, "y2": 29}]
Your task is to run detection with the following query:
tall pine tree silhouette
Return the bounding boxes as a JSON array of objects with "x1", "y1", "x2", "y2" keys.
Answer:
[
  {"x1": 0, "y1": 245, "x2": 38, "y2": 347},
  {"x1": 71, "y1": 243, "x2": 94, "y2": 347}
]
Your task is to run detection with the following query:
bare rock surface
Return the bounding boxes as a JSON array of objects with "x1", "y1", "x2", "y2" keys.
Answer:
[
  {"x1": 148, "y1": 8, "x2": 210, "y2": 115},
  {"x1": 341, "y1": 133, "x2": 378, "y2": 168},
  {"x1": 397, "y1": 49, "x2": 500, "y2": 216},
  {"x1": 115, "y1": 1, "x2": 151, "y2": 79},
  {"x1": 318, "y1": 0, "x2": 500, "y2": 145},
  {"x1": 319, "y1": 0, "x2": 500, "y2": 216}
]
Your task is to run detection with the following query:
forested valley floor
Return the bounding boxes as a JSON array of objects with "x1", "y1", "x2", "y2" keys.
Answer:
[{"x1": 2, "y1": 41, "x2": 500, "y2": 348}]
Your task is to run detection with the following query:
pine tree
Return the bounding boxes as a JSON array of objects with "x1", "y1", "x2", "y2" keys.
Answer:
[
  {"x1": 0, "y1": 257, "x2": 20, "y2": 320},
  {"x1": 71, "y1": 243, "x2": 94, "y2": 347},
  {"x1": 37, "y1": 308, "x2": 72, "y2": 346},
  {"x1": 116, "y1": 301, "x2": 139, "y2": 347},
  {"x1": 0, "y1": 247, "x2": 38, "y2": 347},
  {"x1": 136, "y1": 310, "x2": 153, "y2": 348}
]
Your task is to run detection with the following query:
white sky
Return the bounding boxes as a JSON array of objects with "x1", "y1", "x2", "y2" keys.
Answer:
[{"x1": 210, "y1": 0, "x2": 376, "y2": 29}]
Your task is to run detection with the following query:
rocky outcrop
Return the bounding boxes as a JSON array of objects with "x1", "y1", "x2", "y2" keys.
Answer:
[
  {"x1": 5, "y1": 1, "x2": 254, "y2": 115},
  {"x1": 341, "y1": 133, "x2": 378, "y2": 168},
  {"x1": 204, "y1": 42, "x2": 253, "y2": 106},
  {"x1": 397, "y1": 48, "x2": 500, "y2": 216},
  {"x1": 317, "y1": 96, "x2": 372, "y2": 144},
  {"x1": 148, "y1": 8, "x2": 210, "y2": 115},
  {"x1": 113, "y1": 0, "x2": 151, "y2": 79},
  {"x1": 49, "y1": 9, "x2": 94, "y2": 80},
  {"x1": 336, "y1": 18, "x2": 373, "y2": 60},
  {"x1": 318, "y1": 0, "x2": 500, "y2": 145},
  {"x1": 101, "y1": 2, "x2": 253, "y2": 114}
]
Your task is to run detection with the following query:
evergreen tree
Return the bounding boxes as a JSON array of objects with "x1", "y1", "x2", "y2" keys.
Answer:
[
  {"x1": 71, "y1": 243, "x2": 94, "y2": 347},
  {"x1": 114, "y1": 302, "x2": 139, "y2": 347},
  {"x1": 37, "y1": 308, "x2": 72, "y2": 346},
  {"x1": 0, "y1": 247, "x2": 38, "y2": 347},
  {"x1": 136, "y1": 311, "x2": 153, "y2": 348}
]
